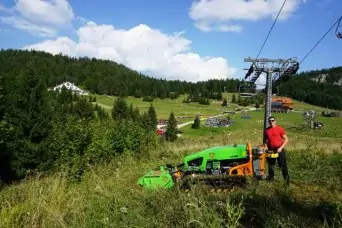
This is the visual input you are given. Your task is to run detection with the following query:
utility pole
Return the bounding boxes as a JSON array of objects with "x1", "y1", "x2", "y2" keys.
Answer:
[{"x1": 243, "y1": 57, "x2": 299, "y2": 142}]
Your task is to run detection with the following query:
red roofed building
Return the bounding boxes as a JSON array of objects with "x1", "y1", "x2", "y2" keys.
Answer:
[{"x1": 271, "y1": 96, "x2": 295, "y2": 112}]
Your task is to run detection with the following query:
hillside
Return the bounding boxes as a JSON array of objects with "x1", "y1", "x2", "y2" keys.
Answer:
[
  {"x1": 278, "y1": 67, "x2": 342, "y2": 110},
  {"x1": 0, "y1": 49, "x2": 239, "y2": 99},
  {"x1": 1, "y1": 49, "x2": 341, "y2": 110}
]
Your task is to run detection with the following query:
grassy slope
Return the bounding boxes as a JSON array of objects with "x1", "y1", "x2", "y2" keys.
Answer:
[
  {"x1": 94, "y1": 93, "x2": 239, "y2": 119},
  {"x1": 1, "y1": 94, "x2": 341, "y2": 227},
  {"x1": 94, "y1": 93, "x2": 334, "y2": 118},
  {"x1": 95, "y1": 93, "x2": 342, "y2": 148}
]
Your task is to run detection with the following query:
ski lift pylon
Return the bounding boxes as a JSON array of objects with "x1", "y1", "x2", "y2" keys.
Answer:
[{"x1": 336, "y1": 16, "x2": 342, "y2": 39}]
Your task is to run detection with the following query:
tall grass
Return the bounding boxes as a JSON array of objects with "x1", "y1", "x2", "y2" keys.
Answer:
[{"x1": 0, "y1": 139, "x2": 341, "y2": 228}]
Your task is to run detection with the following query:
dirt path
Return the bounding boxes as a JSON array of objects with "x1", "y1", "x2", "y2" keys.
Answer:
[
  {"x1": 177, "y1": 108, "x2": 256, "y2": 128},
  {"x1": 177, "y1": 114, "x2": 225, "y2": 128}
]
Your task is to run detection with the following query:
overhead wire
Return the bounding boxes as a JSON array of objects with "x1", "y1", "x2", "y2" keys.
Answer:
[
  {"x1": 255, "y1": 0, "x2": 288, "y2": 60},
  {"x1": 243, "y1": 1, "x2": 340, "y2": 91},
  {"x1": 299, "y1": 15, "x2": 342, "y2": 65},
  {"x1": 254, "y1": 0, "x2": 288, "y2": 86}
]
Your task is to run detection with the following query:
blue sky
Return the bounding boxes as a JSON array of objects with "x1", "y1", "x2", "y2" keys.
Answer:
[{"x1": 0, "y1": 0, "x2": 341, "y2": 83}]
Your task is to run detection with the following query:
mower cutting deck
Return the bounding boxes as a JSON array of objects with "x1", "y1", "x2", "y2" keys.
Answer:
[{"x1": 137, "y1": 143, "x2": 268, "y2": 191}]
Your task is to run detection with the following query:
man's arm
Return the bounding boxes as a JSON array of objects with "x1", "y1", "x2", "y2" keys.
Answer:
[{"x1": 278, "y1": 134, "x2": 288, "y2": 152}]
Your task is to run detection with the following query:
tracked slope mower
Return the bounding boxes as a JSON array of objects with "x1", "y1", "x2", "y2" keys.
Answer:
[{"x1": 137, "y1": 143, "x2": 271, "y2": 191}]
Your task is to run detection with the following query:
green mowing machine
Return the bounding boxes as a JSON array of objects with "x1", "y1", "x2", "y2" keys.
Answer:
[{"x1": 137, "y1": 143, "x2": 271, "y2": 192}]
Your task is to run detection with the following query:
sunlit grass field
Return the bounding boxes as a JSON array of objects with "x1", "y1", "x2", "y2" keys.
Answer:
[
  {"x1": 94, "y1": 93, "x2": 243, "y2": 119},
  {"x1": 94, "y1": 93, "x2": 342, "y2": 146}
]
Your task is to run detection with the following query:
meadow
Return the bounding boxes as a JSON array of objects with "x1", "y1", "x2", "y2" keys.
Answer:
[
  {"x1": 0, "y1": 94, "x2": 341, "y2": 228},
  {"x1": 94, "y1": 93, "x2": 240, "y2": 119}
]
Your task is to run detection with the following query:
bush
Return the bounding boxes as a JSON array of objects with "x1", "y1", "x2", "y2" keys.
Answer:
[
  {"x1": 51, "y1": 117, "x2": 94, "y2": 181},
  {"x1": 165, "y1": 112, "x2": 178, "y2": 141},
  {"x1": 222, "y1": 99, "x2": 228, "y2": 107},
  {"x1": 191, "y1": 116, "x2": 200, "y2": 129},
  {"x1": 110, "y1": 120, "x2": 145, "y2": 154}
]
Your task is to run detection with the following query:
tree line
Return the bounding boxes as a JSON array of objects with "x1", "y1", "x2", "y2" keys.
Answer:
[
  {"x1": 0, "y1": 49, "x2": 240, "y2": 102},
  {"x1": 278, "y1": 67, "x2": 342, "y2": 110},
  {"x1": 1, "y1": 49, "x2": 340, "y2": 109}
]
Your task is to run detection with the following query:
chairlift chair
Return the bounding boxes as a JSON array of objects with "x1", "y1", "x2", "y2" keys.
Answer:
[{"x1": 336, "y1": 16, "x2": 342, "y2": 39}]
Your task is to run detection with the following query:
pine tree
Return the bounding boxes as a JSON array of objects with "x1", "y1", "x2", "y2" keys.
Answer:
[
  {"x1": 140, "y1": 112, "x2": 149, "y2": 129},
  {"x1": 112, "y1": 96, "x2": 129, "y2": 121},
  {"x1": 129, "y1": 103, "x2": 134, "y2": 119},
  {"x1": 72, "y1": 92, "x2": 79, "y2": 101},
  {"x1": 255, "y1": 101, "x2": 260, "y2": 108},
  {"x1": 222, "y1": 99, "x2": 228, "y2": 107},
  {"x1": 132, "y1": 107, "x2": 140, "y2": 122},
  {"x1": 165, "y1": 112, "x2": 178, "y2": 141},
  {"x1": 58, "y1": 86, "x2": 73, "y2": 104},
  {"x1": 147, "y1": 103, "x2": 158, "y2": 131},
  {"x1": 55, "y1": 87, "x2": 75, "y2": 119},
  {"x1": 4, "y1": 70, "x2": 54, "y2": 178},
  {"x1": 93, "y1": 103, "x2": 109, "y2": 120},
  {"x1": 74, "y1": 97, "x2": 95, "y2": 119},
  {"x1": 191, "y1": 115, "x2": 200, "y2": 129},
  {"x1": 232, "y1": 94, "x2": 237, "y2": 103}
]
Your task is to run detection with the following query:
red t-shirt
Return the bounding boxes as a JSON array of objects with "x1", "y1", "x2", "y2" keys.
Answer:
[{"x1": 264, "y1": 125, "x2": 285, "y2": 148}]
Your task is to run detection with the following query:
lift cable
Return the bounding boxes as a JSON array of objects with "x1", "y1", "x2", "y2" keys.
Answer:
[
  {"x1": 255, "y1": 0, "x2": 287, "y2": 60},
  {"x1": 239, "y1": 0, "x2": 287, "y2": 84},
  {"x1": 300, "y1": 15, "x2": 342, "y2": 65},
  {"x1": 253, "y1": 0, "x2": 288, "y2": 86}
]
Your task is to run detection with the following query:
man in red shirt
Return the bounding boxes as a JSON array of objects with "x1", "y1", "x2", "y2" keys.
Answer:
[{"x1": 264, "y1": 116, "x2": 289, "y2": 185}]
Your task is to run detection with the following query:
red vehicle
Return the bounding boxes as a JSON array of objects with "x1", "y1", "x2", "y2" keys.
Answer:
[{"x1": 156, "y1": 129, "x2": 165, "y2": 136}]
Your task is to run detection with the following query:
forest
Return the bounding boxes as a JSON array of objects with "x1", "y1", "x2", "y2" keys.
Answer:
[
  {"x1": 278, "y1": 67, "x2": 342, "y2": 110},
  {"x1": 1, "y1": 49, "x2": 341, "y2": 109},
  {"x1": 0, "y1": 49, "x2": 240, "y2": 100}
]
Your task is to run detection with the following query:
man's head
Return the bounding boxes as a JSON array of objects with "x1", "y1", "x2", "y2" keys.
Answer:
[{"x1": 268, "y1": 116, "x2": 276, "y2": 127}]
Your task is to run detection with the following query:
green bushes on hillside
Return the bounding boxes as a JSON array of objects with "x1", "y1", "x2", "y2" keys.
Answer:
[{"x1": 0, "y1": 70, "x2": 162, "y2": 183}]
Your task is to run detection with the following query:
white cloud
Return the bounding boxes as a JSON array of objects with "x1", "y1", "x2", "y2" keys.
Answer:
[
  {"x1": 15, "y1": 0, "x2": 74, "y2": 26},
  {"x1": 0, "y1": 16, "x2": 56, "y2": 37},
  {"x1": 194, "y1": 21, "x2": 242, "y2": 32},
  {"x1": 23, "y1": 22, "x2": 237, "y2": 82},
  {"x1": 189, "y1": 0, "x2": 307, "y2": 32},
  {"x1": 0, "y1": 0, "x2": 74, "y2": 36}
]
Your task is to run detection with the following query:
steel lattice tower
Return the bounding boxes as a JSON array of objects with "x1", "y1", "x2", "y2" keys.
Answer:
[{"x1": 243, "y1": 57, "x2": 299, "y2": 142}]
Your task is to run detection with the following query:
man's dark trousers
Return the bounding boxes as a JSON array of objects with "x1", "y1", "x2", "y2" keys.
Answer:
[{"x1": 266, "y1": 148, "x2": 289, "y2": 184}]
